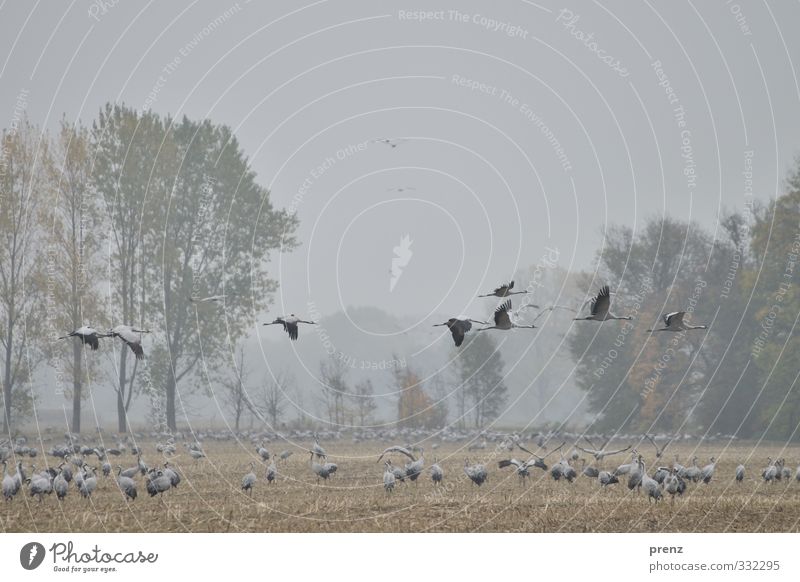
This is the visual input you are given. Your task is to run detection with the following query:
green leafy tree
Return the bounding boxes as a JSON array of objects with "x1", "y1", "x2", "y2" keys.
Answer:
[
  {"x1": 568, "y1": 217, "x2": 722, "y2": 432},
  {"x1": 148, "y1": 116, "x2": 298, "y2": 431},
  {"x1": 92, "y1": 104, "x2": 168, "y2": 433},
  {"x1": 747, "y1": 166, "x2": 800, "y2": 439}
]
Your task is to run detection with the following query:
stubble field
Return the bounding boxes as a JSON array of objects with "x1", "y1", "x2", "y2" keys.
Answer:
[{"x1": 3, "y1": 440, "x2": 800, "y2": 533}]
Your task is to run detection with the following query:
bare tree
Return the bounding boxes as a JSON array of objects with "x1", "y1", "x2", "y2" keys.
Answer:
[
  {"x1": 351, "y1": 379, "x2": 378, "y2": 426},
  {"x1": 319, "y1": 357, "x2": 348, "y2": 425},
  {"x1": 259, "y1": 370, "x2": 293, "y2": 429},
  {"x1": 220, "y1": 346, "x2": 252, "y2": 433}
]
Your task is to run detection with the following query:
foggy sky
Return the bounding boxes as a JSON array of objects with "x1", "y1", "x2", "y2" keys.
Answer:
[{"x1": 2, "y1": 1, "x2": 799, "y2": 427}]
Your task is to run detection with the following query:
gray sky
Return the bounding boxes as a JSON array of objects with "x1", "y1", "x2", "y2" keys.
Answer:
[
  {"x1": 3, "y1": 1, "x2": 800, "y2": 426},
  {"x1": 3, "y1": 0, "x2": 798, "y2": 324}
]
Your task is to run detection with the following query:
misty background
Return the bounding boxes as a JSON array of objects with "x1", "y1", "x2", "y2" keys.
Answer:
[{"x1": 1, "y1": 1, "x2": 799, "y2": 436}]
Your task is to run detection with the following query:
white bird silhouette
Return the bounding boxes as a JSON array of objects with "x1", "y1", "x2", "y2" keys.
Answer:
[{"x1": 390, "y1": 234, "x2": 413, "y2": 292}]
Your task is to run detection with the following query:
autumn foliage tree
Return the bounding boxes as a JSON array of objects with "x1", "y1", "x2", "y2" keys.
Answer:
[{"x1": 394, "y1": 363, "x2": 445, "y2": 429}]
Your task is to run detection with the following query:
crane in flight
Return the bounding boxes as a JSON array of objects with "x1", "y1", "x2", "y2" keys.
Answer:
[
  {"x1": 646, "y1": 311, "x2": 708, "y2": 332},
  {"x1": 432, "y1": 316, "x2": 487, "y2": 347},
  {"x1": 190, "y1": 295, "x2": 227, "y2": 304},
  {"x1": 478, "y1": 280, "x2": 532, "y2": 299},
  {"x1": 106, "y1": 325, "x2": 150, "y2": 360},
  {"x1": 264, "y1": 314, "x2": 316, "y2": 341},
  {"x1": 574, "y1": 285, "x2": 632, "y2": 322},
  {"x1": 371, "y1": 138, "x2": 408, "y2": 149},
  {"x1": 478, "y1": 300, "x2": 537, "y2": 331},
  {"x1": 58, "y1": 326, "x2": 105, "y2": 351}
]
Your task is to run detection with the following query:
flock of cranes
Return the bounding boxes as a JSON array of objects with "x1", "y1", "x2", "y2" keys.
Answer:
[
  {"x1": 4, "y1": 431, "x2": 800, "y2": 506},
  {"x1": 58, "y1": 325, "x2": 151, "y2": 360},
  {"x1": 57, "y1": 279, "x2": 709, "y2": 356},
  {"x1": 432, "y1": 282, "x2": 707, "y2": 348}
]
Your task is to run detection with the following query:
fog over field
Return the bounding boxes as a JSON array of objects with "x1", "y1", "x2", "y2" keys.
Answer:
[{"x1": 1, "y1": 1, "x2": 799, "y2": 444}]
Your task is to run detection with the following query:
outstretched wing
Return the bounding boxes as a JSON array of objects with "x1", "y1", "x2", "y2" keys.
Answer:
[
  {"x1": 591, "y1": 286, "x2": 611, "y2": 317},
  {"x1": 84, "y1": 334, "x2": 100, "y2": 351},
  {"x1": 283, "y1": 321, "x2": 299, "y2": 340},
  {"x1": 377, "y1": 446, "x2": 416, "y2": 462},
  {"x1": 542, "y1": 441, "x2": 566, "y2": 459},
  {"x1": 498, "y1": 459, "x2": 522, "y2": 469},
  {"x1": 125, "y1": 341, "x2": 144, "y2": 360},
  {"x1": 664, "y1": 311, "x2": 685, "y2": 327},
  {"x1": 115, "y1": 327, "x2": 145, "y2": 360},
  {"x1": 575, "y1": 444, "x2": 599, "y2": 456},
  {"x1": 494, "y1": 300, "x2": 512, "y2": 326},
  {"x1": 515, "y1": 441, "x2": 534, "y2": 455}
]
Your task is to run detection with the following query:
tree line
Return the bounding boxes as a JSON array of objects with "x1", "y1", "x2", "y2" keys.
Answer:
[
  {"x1": 1, "y1": 105, "x2": 296, "y2": 434},
  {"x1": 569, "y1": 163, "x2": 800, "y2": 440}
]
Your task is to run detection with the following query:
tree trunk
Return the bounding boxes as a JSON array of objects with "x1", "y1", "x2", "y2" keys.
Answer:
[
  {"x1": 71, "y1": 340, "x2": 82, "y2": 433},
  {"x1": 3, "y1": 322, "x2": 14, "y2": 433},
  {"x1": 117, "y1": 349, "x2": 128, "y2": 433},
  {"x1": 166, "y1": 373, "x2": 176, "y2": 431}
]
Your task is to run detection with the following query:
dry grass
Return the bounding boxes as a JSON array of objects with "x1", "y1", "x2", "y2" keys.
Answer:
[{"x1": 3, "y1": 440, "x2": 800, "y2": 533}]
